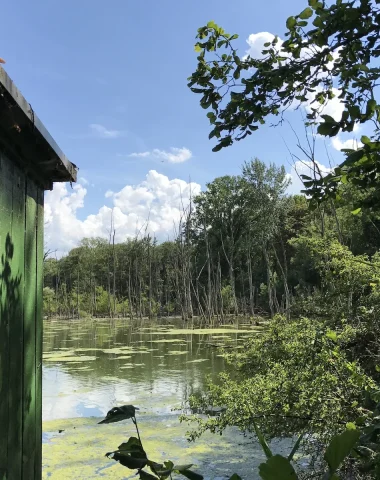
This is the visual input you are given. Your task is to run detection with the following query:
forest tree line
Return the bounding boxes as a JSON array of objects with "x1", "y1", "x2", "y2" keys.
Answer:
[{"x1": 43, "y1": 158, "x2": 380, "y2": 321}]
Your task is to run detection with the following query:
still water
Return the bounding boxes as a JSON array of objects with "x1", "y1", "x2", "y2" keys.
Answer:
[{"x1": 42, "y1": 318, "x2": 288, "y2": 479}]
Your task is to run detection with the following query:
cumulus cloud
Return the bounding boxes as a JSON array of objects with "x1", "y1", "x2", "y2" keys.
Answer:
[
  {"x1": 45, "y1": 170, "x2": 201, "y2": 256},
  {"x1": 128, "y1": 152, "x2": 150, "y2": 158},
  {"x1": 303, "y1": 87, "x2": 345, "y2": 122},
  {"x1": 128, "y1": 147, "x2": 192, "y2": 164},
  {"x1": 287, "y1": 160, "x2": 332, "y2": 195},
  {"x1": 244, "y1": 32, "x2": 280, "y2": 59},
  {"x1": 332, "y1": 136, "x2": 363, "y2": 151},
  {"x1": 89, "y1": 123, "x2": 123, "y2": 139}
]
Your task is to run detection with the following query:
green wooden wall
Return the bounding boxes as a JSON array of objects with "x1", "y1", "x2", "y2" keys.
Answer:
[{"x1": 0, "y1": 150, "x2": 44, "y2": 480}]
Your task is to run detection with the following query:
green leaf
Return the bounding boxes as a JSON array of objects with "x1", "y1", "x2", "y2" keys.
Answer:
[
  {"x1": 299, "y1": 7, "x2": 313, "y2": 19},
  {"x1": 228, "y1": 475, "x2": 242, "y2": 480},
  {"x1": 361, "y1": 135, "x2": 371, "y2": 145},
  {"x1": 233, "y1": 54, "x2": 241, "y2": 66},
  {"x1": 110, "y1": 452, "x2": 148, "y2": 470},
  {"x1": 98, "y1": 405, "x2": 139, "y2": 424},
  {"x1": 346, "y1": 422, "x2": 356, "y2": 430},
  {"x1": 118, "y1": 437, "x2": 147, "y2": 459},
  {"x1": 308, "y1": 0, "x2": 321, "y2": 8},
  {"x1": 288, "y1": 433, "x2": 304, "y2": 461},
  {"x1": 174, "y1": 465, "x2": 194, "y2": 472},
  {"x1": 212, "y1": 143, "x2": 223, "y2": 152},
  {"x1": 259, "y1": 455, "x2": 298, "y2": 480},
  {"x1": 326, "y1": 330, "x2": 338, "y2": 342},
  {"x1": 324, "y1": 429, "x2": 360, "y2": 474},
  {"x1": 313, "y1": 16, "x2": 323, "y2": 27},
  {"x1": 252, "y1": 420, "x2": 273, "y2": 459},
  {"x1": 317, "y1": 123, "x2": 336, "y2": 136},
  {"x1": 351, "y1": 208, "x2": 361, "y2": 215},
  {"x1": 164, "y1": 460, "x2": 174, "y2": 471},
  {"x1": 140, "y1": 471, "x2": 159, "y2": 480},
  {"x1": 207, "y1": 112, "x2": 216, "y2": 124},
  {"x1": 286, "y1": 16, "x2": 297, "y2": 29},
  {"x1": 366, "y1": 99, "x2": 377, "y2": 116},
  {"x1": 194, "y1": 44, "x2": 202, "y2": 53},
  {"x1": 178, "y1": 470, "x2": 204, "y2": 480},
  {"x1": 320, "y1": 115, "x2": 336, "y2": 124},
  {"x1": 233, "y1": 67, "x2": 241, "y2": 80}
]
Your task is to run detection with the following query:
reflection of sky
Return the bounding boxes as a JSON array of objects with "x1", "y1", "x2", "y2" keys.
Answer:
[
  {"x1": 43, "y1": 363, "x2": 205, "y2": 421},
  {"x1": 42, "y1": 319, "x2": 237, "y2": 422},
  {"x1": 42, "y1": 321, "x2": 278, "y2": 479}
]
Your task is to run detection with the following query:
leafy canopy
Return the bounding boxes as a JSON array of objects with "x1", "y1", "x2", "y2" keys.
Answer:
[{"x1": 188, "y1": 0, "x2": 380, "y2": 207}]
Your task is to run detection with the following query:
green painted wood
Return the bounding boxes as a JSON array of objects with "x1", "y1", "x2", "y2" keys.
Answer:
[
  {"x1": 34, "y1": 187, "x2": 44, "y2": 480},
  {"x1": 0, "y1": 149, "x2": 45, "y2": 480},
  {"x1": 0, "y1": 152, "x2": 13, "y2": 480},
  {"x1": 22, "y1": 178, "x2": 38, "y2": 479},
  {"x1": 7, "y1": 161, "x2": 25, "y2": 480}
]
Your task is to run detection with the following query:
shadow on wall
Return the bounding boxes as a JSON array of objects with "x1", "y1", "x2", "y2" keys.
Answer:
[
  {"x1": 0, "y1": 232, "x2": 21, "y2": 298},
  {"x1": 0, "y1": 232, "x2": 22, "y2": 478}
]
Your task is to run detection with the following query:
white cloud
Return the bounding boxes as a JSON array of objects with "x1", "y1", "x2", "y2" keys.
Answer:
[
  {"x1": 245, "y1": 32, "x2": 280, "y2": 60},
  {"x1": 45, "y1": 170, "x2": 201, "y2": 256},
  {"x1": 331, "y1": 136, "x2": 363, "y2": 151},
  {"x1": 89, "y1": 123, "x2": 123, "y2": 139},
  {"x1": 287, "y1": 160, "x2": 332, "y2": 195},
  {"x1": 304, "y1": 87, "x2": 345, "y2": 122},
  {"x1": 78, "y1": 177, "x2": 89, "y2": 186},
  {"x1": 152, "y1": 147, "x2": 192, "y2": 164},
  {"x1": 129, "y1": 152, "x2": 150, "y2": 158},
  {"x1": 128, "y1": 147, "x2": 192, "y2": 164}
]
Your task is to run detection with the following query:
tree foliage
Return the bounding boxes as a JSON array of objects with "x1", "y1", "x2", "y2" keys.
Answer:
[{"x1": 188, "y1": 0, "x2": 380, "y2": 208}]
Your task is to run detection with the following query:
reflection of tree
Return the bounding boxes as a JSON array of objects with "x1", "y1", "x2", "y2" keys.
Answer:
[{"x1": 42, "y1": 319, "x2": 229, "y2": 416}]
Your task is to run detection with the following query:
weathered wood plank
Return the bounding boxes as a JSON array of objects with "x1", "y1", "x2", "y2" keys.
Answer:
[
  {"x1": 0, "y1": 152, "x2": 13, "y2": 480},
  {"x1": 22, "y1": 178, "x2": 38, "y2": 479},
  {"x1": 7, "y1": 160, "x2": 26, "y2": 480},
  {"x1": 34, "y1": 187, "x2": 44, "y2": 480}
]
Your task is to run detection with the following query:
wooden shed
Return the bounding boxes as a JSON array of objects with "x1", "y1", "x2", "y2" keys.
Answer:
[{"x1": 0, "y1": 67, "x2": 77, "y2": 480}]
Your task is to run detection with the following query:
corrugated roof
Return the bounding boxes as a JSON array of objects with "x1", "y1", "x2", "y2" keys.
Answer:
[{"x1": 0, "y1": 66, "x2": 77, "y2": 190}]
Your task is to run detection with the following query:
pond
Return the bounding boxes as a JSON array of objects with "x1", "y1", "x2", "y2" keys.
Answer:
[{"x1": 42, "y1": 318, "x2": 289, "y2": 479}]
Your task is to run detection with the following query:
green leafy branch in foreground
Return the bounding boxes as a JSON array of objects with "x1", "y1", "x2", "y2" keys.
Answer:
[
  {"x1": 98, "y1": 404, "x2": 206, "y2": 480},
  {"x1": 188, "y1": 0, "x2": 380, "y2": 208},
  {"x1": 254, "y1": 421, "x2": 360, "y2": 480},
  {"x1": 97, "y1": 402, "x2": 367, "y2": 479}
]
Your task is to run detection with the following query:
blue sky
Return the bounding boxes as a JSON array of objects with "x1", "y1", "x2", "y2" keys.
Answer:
[{"x1": 1, "y1": 0, "x2": 361, "y2": 253}]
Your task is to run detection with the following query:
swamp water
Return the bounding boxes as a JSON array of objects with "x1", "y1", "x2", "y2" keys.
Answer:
[{"x1": 42, "y1": 318, "x2": 289, "y2": 479}]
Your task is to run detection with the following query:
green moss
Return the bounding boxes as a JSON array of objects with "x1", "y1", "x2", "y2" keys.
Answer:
[
  {"x1": 150, "y1": 328, "x2": 254, "y2": 335},
  {"x1": 109, "y1": 355, "x2": 132, "y2": 360},
  {"x1": 186, "y1": 359, "x2": 210, "y2": 363},
  {"x1": 44, "y1": 355, "x2": 97, "y2": 362}
]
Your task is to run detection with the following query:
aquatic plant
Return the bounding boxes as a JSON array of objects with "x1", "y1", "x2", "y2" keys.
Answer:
[
  {"x1": 99, "y1": 404, "x2": 205, "y2": 479},
  {"x1": 98, "y1": 404, "x2": 361, "y2": 479}
]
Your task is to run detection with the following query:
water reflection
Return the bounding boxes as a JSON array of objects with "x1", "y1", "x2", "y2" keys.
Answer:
[
  {"x1": 43, "y1": 318, "x2": 255, "y2": 421},
  {"x1": 42, "y1": 319, "x2": 265, "y2": 479}
]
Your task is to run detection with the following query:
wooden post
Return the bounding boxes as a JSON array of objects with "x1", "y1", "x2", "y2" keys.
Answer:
[
  {"x1": 0, "y1": 66, "x2": 77, "y2": 480},
  {"x1": 0, "y1": 152, "x2": 44, "y2": 480}
]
